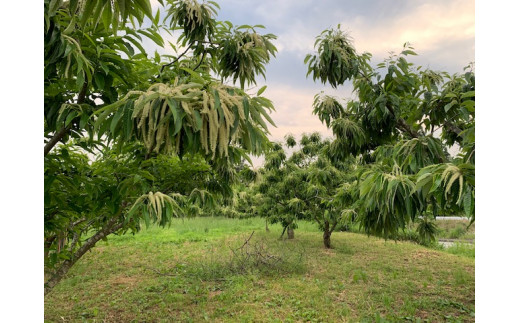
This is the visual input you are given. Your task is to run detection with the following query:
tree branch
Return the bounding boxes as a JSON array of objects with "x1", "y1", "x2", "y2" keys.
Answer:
[
  {"x1": 385, "y1": 103, "x2": 419, "y2": 138},
  {"x1": 330, "y1": 220, "x2": 339, "y2": 232},
  {"x1": 236, "y1": 231, "x2": 255, "y2": 250},
  {"x1": 159, "y1": 45, "x2": 192, "y2": 74},
  {"x1": 192, "y1": 52, "x2": 207, "y2": 72},
  {"x1": 44, "y1": 80, "x2": 88, "y2": 156},
  {"x1": 312, "y1": 214, "x2": 323, "y2": 226},
  {"x1": 357, "y1": 69, "x2": 419, "y2": 139},
  {"x1": 280, "y1": 225, "x2": 287, "y2": 239},
  {"x1": 444, "y1": 121, "x2": 462, "y2": 136}
]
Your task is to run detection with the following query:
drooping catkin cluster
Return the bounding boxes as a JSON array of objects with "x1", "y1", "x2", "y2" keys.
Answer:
[{"x1": 128, "y1": 82, "x2": 248, "y2": 157}]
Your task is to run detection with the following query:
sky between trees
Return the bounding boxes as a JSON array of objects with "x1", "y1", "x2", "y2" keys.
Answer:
[{"x1": 146, "y1": 0, "x2": 475, "y2": 160}]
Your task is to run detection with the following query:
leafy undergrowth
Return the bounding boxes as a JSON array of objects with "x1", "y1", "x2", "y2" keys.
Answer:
[{"x1": 45, "y1": 217, "x2": 475, "y2": 322}]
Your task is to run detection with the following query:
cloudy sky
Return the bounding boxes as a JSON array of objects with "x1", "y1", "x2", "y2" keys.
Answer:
[
  {"x1": 188, "y1": 0, "x2": 475, "y2": 164},
  {"x1": 192, "y1": 0, "x2": 474, "y2": 164},
  {"x1": 150, "y1": 0, "x2": 474, "y2": 165}
]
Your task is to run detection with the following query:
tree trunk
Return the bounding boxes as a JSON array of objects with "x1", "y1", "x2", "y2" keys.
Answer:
[
  {"x1": 44, "y1": 217, "x2": 123, "y2": 296},
  {"x1": 287, "y1": 226, "x2": 295, "y2": 239},
  {"x1": 323, "y1": 230, "x2": 331, "y2": 248},
  {"x1": 323, "y1": 221, "x2": 332, "y2": 248},
  {"x1": 265, "y1": 218, "x2": 269, "y2": 232}
]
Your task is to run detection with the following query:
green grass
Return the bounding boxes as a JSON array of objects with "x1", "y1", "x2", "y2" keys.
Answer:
[
  {"x1": 45, "y1": 217, "x2": 475, "y2": 322},
  {"x1": 443, "y1": 242, "x2": 475, "y2": 258},
  {"x1": 344, "y1": 218, "x2": 475, "y2": 246},
  {"x1": 435, "y1": 220, "x2": 475, "y2": 241}
]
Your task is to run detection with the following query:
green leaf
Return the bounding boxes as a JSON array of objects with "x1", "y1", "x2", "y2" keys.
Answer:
[
  {"x1": 69, "y1": 0, "x2": 78, "y2": 13},
  {"x1": 92, "y1": 0, "x2": 106, "y2": 27},
  {"x1": 140, "y1": 171, "x2": 155, "y2": 181},
  {"x1": 460, "y1": 106, "x2": 470, "y2": 121},
  {"x1": 102, "y1": 4, "x2": 114, "y2": 29},
  {"x1": 401, "y1": 49, "x2": 417, "y2": 56},
  {"x1": 76, "y1": 72, "x2": 85, "y2": 91},
  {"x1": 257, "y1": 85, "x2": 267, "y2": 96},
  {"x1": 64, "y1": 111, "x2": 77, "y2": 127},
  {"x1": 116, "y1": 0, "x2": 126, "y2": 19},
  {"x1": 110, "y1": 107, "x2": 124, "y2": 134},
  {"x1": 122, "y1": 33, "x2": 144, "y2": 53},
  {"x1": 180, "y1": 68, "x2": 205, "y2": 84},
  {"x1": 461, "y1": 99, "x2": 475, "y2": 113},
  {"x1": 124, "y1": 101, "x2": 134, "y2": 139},
  {"x1": 461, "y1": 91, "x2": 475, "y2": 99},
  {"x1": 168, "y1": 98, "x2": 184, "y2": 135},
  {"x1": 143, "y1": 206, "x2": 151, "y2": 228},
  {"x1": 94, "y1": 73, "x2": 105, "y2": 89},
  {"x1": 79, "y1": 112, "x2": 89, "y2": 129},
  {"x1": 48, "y1": 0, "x2": 62, "y2": 16},
  {"x1": 192, "y1": 110, "x2": 202, "y2": 130},
  {"x1": 134, "y1": 0, "x2": 154, "y2": 19},
  {"x1": 444, "y1": 100, "x2": 457, "y2": 113},
  {"x1": 99, "y1": 62, "x2": 110, "y2": 75},
  {"x1": 80, "y1": 0, "x2": 97, "y2": 27},
  {"x1": 137, "y1": 29, "x2": 164, "y2": 47},
  {"x1": 154, "y1": 8, "x2": 160, "y2": 25},
  {"x1": 243, "y1": 97, "x2": 250, "y2": 120}
]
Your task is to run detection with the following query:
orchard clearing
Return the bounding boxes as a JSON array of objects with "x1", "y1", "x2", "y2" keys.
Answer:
[{"x1": 44, "y1": 217, "x2": 474, "y2": 322}]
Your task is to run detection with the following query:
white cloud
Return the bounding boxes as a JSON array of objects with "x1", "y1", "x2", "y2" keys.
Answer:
[
  {"x1": 260, "y1": 83, "x2": 332, "y2": 142},
  {"x1": 275, "y1": 25, "x2": 316, "y2": 55},
  {"x1": 150, "y1": 0, "x2": 162, "y2": 10},
  {"x1": 345, "y1": 0, "x2": 475, "y2": 59},
  {"x1": 252, "y1": 0, "x2": 314, "y2": 23}
]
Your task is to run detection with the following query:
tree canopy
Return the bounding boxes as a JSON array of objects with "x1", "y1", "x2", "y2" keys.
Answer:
[
  {"x1": 212, "y1": 26, "x2": 475, "y2": 249},
  {"x1": 248, "y1": 133, "x2": 357, "y2": 247},
  {"x1": 44, "y1": 3, "x2": 476, "y2": 295},
  {"x1": 44, "y1": 0, "x2": 278, "y2": 294},
  {"x1": 305, "y1": 26, "x2": 475, "y2": 239}
]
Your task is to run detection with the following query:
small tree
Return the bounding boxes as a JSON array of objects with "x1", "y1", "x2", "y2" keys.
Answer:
[
  {"x1": 44, "y1": 0, "x2": 278, "y2": 294},
  {"x1": 254, "y1": 139, "x2": 302, "y2": 239},
  {"x1": 252, "y1": 133, "x2": 356, "y2": 248}
]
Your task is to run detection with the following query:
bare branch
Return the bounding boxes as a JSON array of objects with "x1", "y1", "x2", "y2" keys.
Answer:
[{"x1": 236, "y1": 231, "x2": 255, "y2": 250}]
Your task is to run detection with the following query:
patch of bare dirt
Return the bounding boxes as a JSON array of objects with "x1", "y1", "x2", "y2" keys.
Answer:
[
  {"x1": 208, "y1": 290, "x2": 222, "y2": 298},
  {"x1": 411, "y1": 250, "x2": 440, "y2": 260},
  {"x1": 108, "y1": 275, "x2": 140, "y2": 287}
]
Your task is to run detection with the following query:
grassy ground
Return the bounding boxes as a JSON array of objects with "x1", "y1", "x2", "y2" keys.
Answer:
[
  {"x1": 45, "y1": 217, "x2": 475, "y2": 322},
  {"x1": 435, "y1": 219, "x2": 475, "y2": 241}
]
